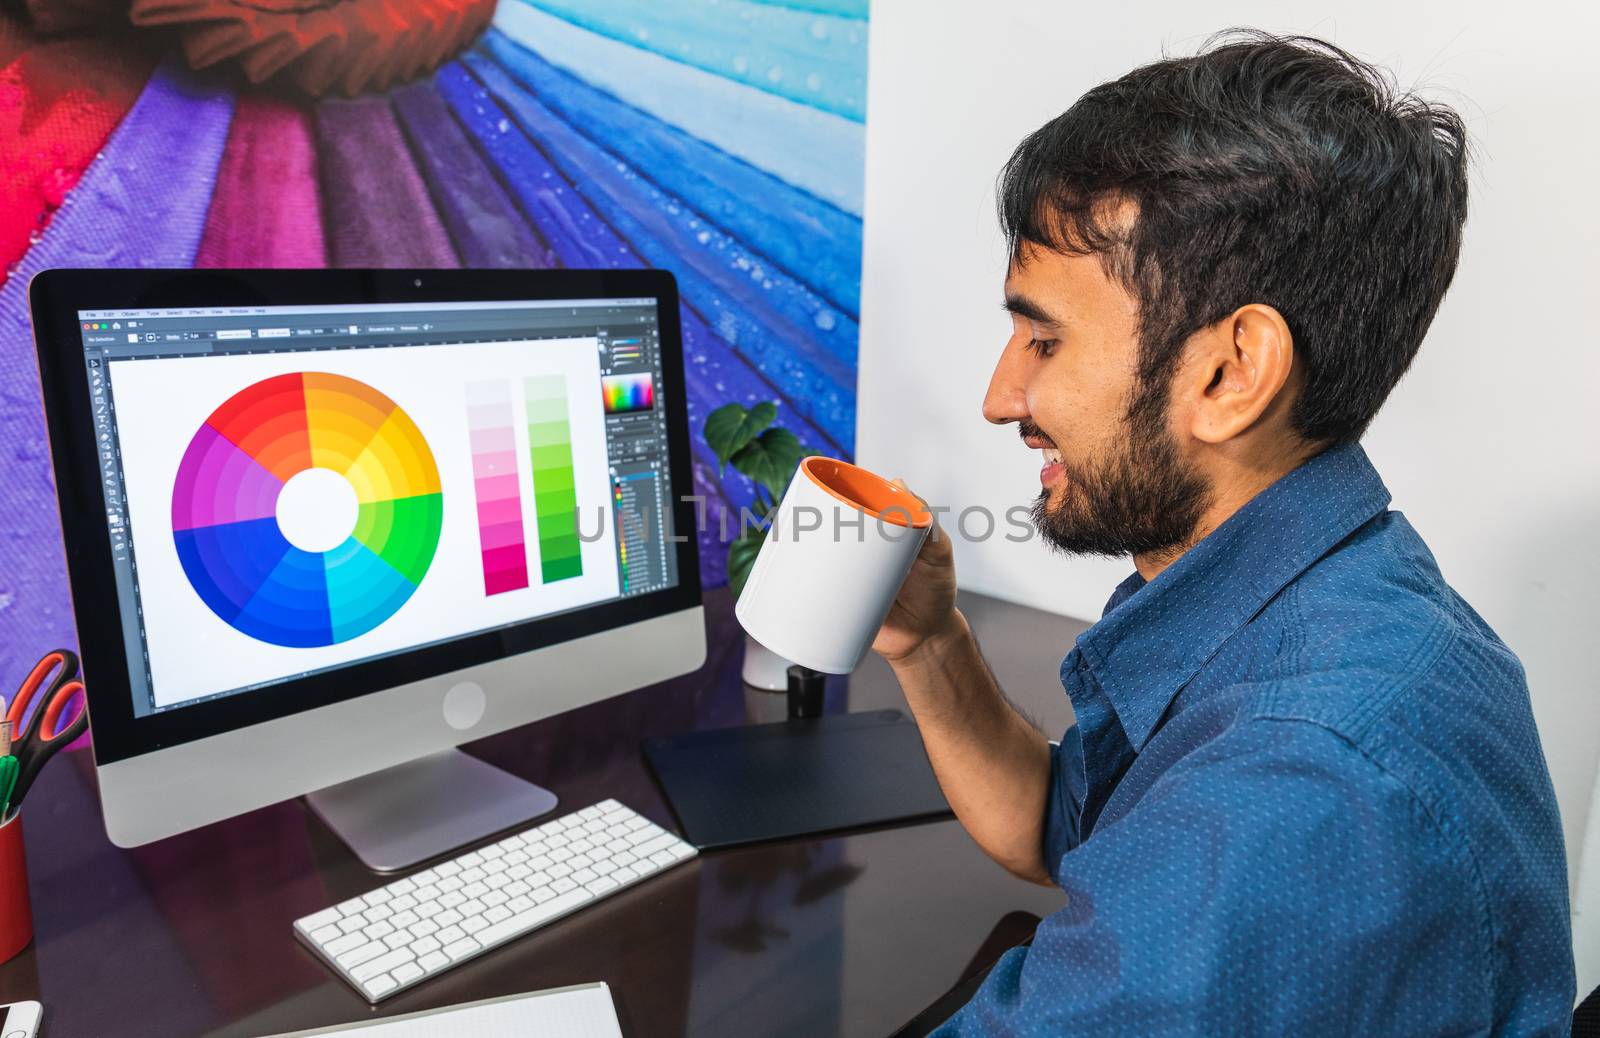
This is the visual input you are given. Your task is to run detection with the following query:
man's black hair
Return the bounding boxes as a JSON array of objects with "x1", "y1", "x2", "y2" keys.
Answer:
[{"x1": 999, "y1": 30, "x2": 1470, "y2": 445}]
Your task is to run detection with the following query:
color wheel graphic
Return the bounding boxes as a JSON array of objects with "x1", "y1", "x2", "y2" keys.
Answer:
[{"x1": 172, "y1": 373, "x2": 443, "y2": 647}]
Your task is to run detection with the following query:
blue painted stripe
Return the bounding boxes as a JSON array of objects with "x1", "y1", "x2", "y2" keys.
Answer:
[
  {"x1": 746, "y1": 0, "x2": 869, "y2": 17},
  {"x1": 459, "y1": 51, "x2": 857, "y2": 449},
  {"x1": 483, "y1": 31, "x2": 861, "y2": 317},
  {"x1": 517, "y1": 0, "x2": 868, "y2": 122},
  {"x1": 435, "y1": 61, "x2": 851, "y2": 460},
  {"x1": 495, "y1": 1, "x2": 865, "y2": 215}
]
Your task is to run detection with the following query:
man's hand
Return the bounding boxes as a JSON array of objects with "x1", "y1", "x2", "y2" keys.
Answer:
[
  {"x1": 872, "y1": 479, "x2": 960, "y2": 663},
  {"x1": 868, "y1": 478, "x2": 1054, "y2": 886}
]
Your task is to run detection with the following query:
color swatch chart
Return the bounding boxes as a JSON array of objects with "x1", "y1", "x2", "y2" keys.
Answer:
[
  {"x1": 466, "y1": 380, "x2": 531, "y2": 595},
  {"x1": 172, "y1": 372, "x2": 442, "y2": 647},
  {"x1": 601, "y1": 372, "x2": 654, "y2": 414},
  {"x1": 526, "y1": 375, "x2": 584, "y2": 583}
]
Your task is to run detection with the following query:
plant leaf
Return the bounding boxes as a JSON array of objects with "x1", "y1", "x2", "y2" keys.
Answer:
[
  {"x1": 727, "y1": 529, "x2": 767, "y2": 600},
  {"x1": 703, "y1": 401, "x2": 777, "y2": 477},
  {"x1": 730, "y1": 426, "x2": 808, "y2": 499}
]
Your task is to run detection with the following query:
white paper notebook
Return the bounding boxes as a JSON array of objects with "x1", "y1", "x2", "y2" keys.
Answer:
[{"x1": 259, "y1": 982, "x2": 623, "y2": 1037}]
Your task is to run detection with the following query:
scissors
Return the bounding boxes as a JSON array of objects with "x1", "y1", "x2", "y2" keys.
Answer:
[{"x1": 4, "y1": 648, "x2": 89, "y2": 816}]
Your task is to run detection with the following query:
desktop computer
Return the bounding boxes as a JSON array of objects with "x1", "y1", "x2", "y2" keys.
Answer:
[{"x1": 29, "y1": 269, "x2": 705, "y2": 883}]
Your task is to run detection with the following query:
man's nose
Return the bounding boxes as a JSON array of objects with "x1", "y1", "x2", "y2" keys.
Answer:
[{"x1": 982, "y1": 343, "x2": 1029, "y2": 426}]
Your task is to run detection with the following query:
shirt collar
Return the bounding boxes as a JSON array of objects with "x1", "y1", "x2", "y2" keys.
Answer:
[{"x1": 1068, "y1": 442, "x2": 1392, "y2": 752}]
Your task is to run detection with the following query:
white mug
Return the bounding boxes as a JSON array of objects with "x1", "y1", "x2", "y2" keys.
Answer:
[{"x1": 735, "y1": 457, "x2": 933, "y2": 674}]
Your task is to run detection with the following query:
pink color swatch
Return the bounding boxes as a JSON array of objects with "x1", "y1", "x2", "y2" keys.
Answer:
[{"x1": 466, "y1": 381, "x2": 529, "y2": 595}]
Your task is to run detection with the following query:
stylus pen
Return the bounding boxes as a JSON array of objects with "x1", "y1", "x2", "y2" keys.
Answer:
[{"x1": 0, "y1": 719, "x2": 9, "y2": 759}]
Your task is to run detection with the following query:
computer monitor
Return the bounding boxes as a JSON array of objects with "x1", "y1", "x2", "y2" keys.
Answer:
[{"x1": 29, "y1": 269, "x2": 704, "y2": 869}]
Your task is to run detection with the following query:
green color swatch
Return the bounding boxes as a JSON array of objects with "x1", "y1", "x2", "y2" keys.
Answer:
[{"x1": 525, "y1": 375, "x2": 583, "y2": 583}]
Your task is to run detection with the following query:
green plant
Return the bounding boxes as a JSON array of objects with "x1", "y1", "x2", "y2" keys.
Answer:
[{"x1": 703, "y1": 400, "x2": 811, "y2": 599}]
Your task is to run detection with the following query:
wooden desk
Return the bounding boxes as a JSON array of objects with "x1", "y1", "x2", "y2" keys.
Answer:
[{"x1": 0, "y1": 588, "x2": 1085, "y2": 1038}]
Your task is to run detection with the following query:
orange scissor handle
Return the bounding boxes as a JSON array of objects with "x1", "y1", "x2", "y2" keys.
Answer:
[
  {"x1": 35, "y1": 679, "x2": 87, "y2": 743},
  {"x1": 8, "y1": 650, "x2": 73, "y2": 728}
]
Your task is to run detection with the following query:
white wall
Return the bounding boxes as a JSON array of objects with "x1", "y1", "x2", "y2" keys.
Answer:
[{"x1": 858, "y1": 0, "x2": 1600, "y2": 994}]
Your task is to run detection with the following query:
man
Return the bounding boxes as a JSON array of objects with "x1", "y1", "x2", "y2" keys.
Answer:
[{"x1": 875, "y1": 32, "x2": 1574, "y2": 1034}]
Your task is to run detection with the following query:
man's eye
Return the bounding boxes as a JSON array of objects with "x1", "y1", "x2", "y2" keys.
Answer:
[{"x1": 1024, "y1": 337, "x2": 1058, "y2": 357}]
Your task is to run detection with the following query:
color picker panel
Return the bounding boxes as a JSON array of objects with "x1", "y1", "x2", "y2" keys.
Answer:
[
  {"x1": 466, "y1": 380, "x2": 530, "y2": 596},
  {"x1": 601, "y1": 372, "x2": 654, "y2": 414},
  {"x1": 525, "y1": 375, "x2": 583, "y2": 583}
]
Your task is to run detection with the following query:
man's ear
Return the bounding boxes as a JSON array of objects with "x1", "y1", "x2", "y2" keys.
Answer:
[{"x1": 1182, "y1": 304, "x2": 1296, "y2": 444}]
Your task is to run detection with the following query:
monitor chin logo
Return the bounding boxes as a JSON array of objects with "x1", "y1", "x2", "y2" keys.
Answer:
[{"x1": 443, "y1": 681, "x2": 486, "y2": 731}]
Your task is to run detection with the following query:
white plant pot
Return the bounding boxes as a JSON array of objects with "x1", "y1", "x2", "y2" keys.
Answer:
[{"x1": 740, "y1": 632, "x2": 793, "y2": 691}]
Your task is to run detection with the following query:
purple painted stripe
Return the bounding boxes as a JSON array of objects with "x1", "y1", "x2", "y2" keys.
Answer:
[
  {"x1": 390, "y1": 78, "x2": 554, "y2": 269},
  {"x1": 0, "y1": 57, "x2": 234, "y2": 681},
  {"x1": 313, "y1": 96, "x2": 460, "y2": 268}
]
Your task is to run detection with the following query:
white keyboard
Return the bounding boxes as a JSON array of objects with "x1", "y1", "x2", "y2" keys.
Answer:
[{"x1": 293, "y1": 799, "x2": 698, "y2": 1002}]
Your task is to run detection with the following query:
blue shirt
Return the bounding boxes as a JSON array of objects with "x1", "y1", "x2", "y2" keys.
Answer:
[{"x1": 938, "y1": 444, "x2": 1573, "y2": 1036}]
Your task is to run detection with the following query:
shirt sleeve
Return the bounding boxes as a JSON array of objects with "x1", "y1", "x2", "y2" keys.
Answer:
[
  {"x1": 1040, "y1": 726, "x2": 1088, "y2": 884},
  {"x1": 935, "y1": 717, "x2": 1491, "y2": 1036}
]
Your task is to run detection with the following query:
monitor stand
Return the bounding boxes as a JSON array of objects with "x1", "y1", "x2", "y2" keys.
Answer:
[{"x1": 304, "y1": 749, "x2": 558, "y2": 873}]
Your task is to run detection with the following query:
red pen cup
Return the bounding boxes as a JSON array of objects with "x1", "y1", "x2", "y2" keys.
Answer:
[{"x1": 0, "y1": 811, "x2": 33, "y2": 963}]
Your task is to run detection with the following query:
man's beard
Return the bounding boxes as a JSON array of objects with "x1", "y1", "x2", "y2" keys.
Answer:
[{"x1": 1027, "y1": 380, "x2": 1211, "y2": 561}]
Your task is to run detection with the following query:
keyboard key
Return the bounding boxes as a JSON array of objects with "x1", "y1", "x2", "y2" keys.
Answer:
[
  {"x1": 309, "y1": 924, "x2": 341, "y2": 944},
  {"x1": 362, "y1": 975, "x2": 398, "y2": 999},
  {"x1": 418, "y1": 951, "x2": 449, "y2": 972},
  {"x1": 323, "y1": 931, "x2": 367, "y2": 958},
  {"x1": 444, "y1": 937, "x2": 481, "y2": 962},
  {"x1": 336, "y1": 941, "x2": 389, "y2": 970},
  {"x1": 634, "y1": 833, "x2": 679, "y2": 857},
  {"x1": 393, "y1": 962, "x2": 424, "y2": 985},
  {"x1": 585, "y1": 876, "x2": 619, "y2": 895},
  {"x1": 351, "y1": 948, "x2": 414, "y2": 983},
  {"x1": 299, "y1": 907, "x2": 344, "y2": 933}
]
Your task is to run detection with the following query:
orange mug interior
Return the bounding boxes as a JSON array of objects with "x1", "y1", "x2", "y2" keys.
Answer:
[{"x1": 800, "y1": 457, "x2": 933, "y2": 528}]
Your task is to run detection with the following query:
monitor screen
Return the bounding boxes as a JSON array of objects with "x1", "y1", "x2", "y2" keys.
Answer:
[{"x1": 73, "y1": 296, "x2": 681, "y2": 719}]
